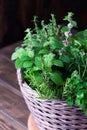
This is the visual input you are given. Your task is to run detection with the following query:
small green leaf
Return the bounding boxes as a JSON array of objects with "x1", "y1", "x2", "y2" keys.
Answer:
[
  {"x1": 15, "y1": 48, "x2": 27, "y2": 59},
  {"x1": 21, "y1": 56, "x2": 30, "y2": 61},
  {"x1": 23, "y1": 61, "x2": 33, "y2": 68},
  {"x1": 61, "y1": 26, "x2": 70, "y2": 33},
  {"x1": 44, "y1": 53, "x2": 55, "y2": 67},
  {"x1": 35, "y1": 57, "x2": 43, "y2": 69},
  {"x1": 39, "y1": 49, "x2": 49, "y2": 54},
  {"x1": 15, "y1": 59, "x2": 23, "y2": 68},
  {"x1": 53, "y1": 60, "x2": 64, "y2": 67},
  {"x1": 27, "y1": 50, "x2": 34, "y2": 58},
  {"x1": 50, "y1": 72, "x2": 63, "y2": 85},
  {"x1": 71, "y1": 20, "x2": 77, "y2": 27},
  {"x1": 59, "y1": 55, "x2": 70, "y2": 63},
  {"x1": 25, "y1": 28, "x2": 30, "y2": 33},
  {"x1": 33, "y1": 66, "x2": 41, "y2": 71},
  {"x1": 77, "y1": 91, "x2": 84, "y2": 99},
  {"x1": 32, "y1": 40, "x2": 42, "y2": 47},
  {"x1": 44, "y1": 41, "x2": 50, "y2": 47},
  {"x1": 11, "y1": 52, "x2": 18, "y2": 60},
  {"x1": 63, "y1": 12, "x2": 74, "y2": 21},
  {"x1": 24, "y1": 39, "x2": 30, "y2": 45},
  {"x1": 34, "y1": 72, "x2": 43, "y2": 83},
  {"x1": 63, "y1": 16, "x2": 68, "y2": 21},
  {"x1": 75, "y1": 98, "x2": 81, "y2": 106},
  {"x1": 68, "y1": 100, "x2": 73, "y2": 106},
  {"x1": 84, "y1": 109, "x2": 87, "y2": 116},
  {"x1": 50, "y1": 39, "x2": 63, "y2": 49}
]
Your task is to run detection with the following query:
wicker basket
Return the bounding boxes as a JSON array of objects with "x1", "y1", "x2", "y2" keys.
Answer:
[{"x1": 17, "y1": 69, "x2": 87, "y2": 130}]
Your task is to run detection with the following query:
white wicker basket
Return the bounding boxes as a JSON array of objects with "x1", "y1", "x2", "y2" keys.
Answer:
[{"x1": 17, "y1": 69, "x2": 87, "y2": 130}]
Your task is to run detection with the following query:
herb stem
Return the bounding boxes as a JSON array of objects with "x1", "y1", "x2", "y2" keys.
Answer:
[
  {"x1": 78, "y1": 64, "x2": 81, "y2": 76},
  {"x1": 82, "y1": 60, "x2": 87, "y2": 77}
]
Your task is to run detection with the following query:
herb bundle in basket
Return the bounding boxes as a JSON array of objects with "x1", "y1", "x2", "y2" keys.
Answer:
[{"x1": 11, "y1": 12, "x2": 87, "y2": 130}]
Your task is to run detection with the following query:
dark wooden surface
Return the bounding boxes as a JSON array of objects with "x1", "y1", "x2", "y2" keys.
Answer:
[{"x1": 0, "y1": 42, "x2": 30, "y2": 130}]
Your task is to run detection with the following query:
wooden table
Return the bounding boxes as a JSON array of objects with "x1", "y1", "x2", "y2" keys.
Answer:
[{"x1": 0, "y1": 42, "x2": 30, "y2": 130}]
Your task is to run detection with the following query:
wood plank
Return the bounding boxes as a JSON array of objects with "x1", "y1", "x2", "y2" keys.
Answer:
[
  {"x1": 0, "y1": 42, "x2": 20, "y2": 90},
  {"x1": 0, "y1": 53, "x2": 19, "y2": 90},
  {"x1": 0, "y1": 41, "x2": 22, "y2": 90},
  {"x1": 0, "y1": 41, "x2": 22, "y2": 59},
  {"x1": 0, "y1": 79, "x2": 22, "y2": 97},
  {"x1": 0, "y1": 111, "x2": 27, "y2": 130},
  {"x1": 0, "y1": 42, "x2": 31, "y2": 130},
  {"x1": 0, "y1": 84, "x2": 29, "y2": 127}
]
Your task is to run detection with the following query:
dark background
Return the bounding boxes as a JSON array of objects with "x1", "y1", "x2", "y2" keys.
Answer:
[{"x1": 0, "y1": 0, "x2": 87, "y2": 47}]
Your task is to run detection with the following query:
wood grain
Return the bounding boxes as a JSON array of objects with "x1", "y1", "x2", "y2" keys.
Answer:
[
  {"x1": 0, "y1": 84, "x2": 29, "y2": 127},
  {"x1": 0, "y1": 42, "x2": 30, "y2": 130},
  {"x1": 0, "y1": 42, "x2": 21, "y2": 90},
  {"x1": 0, "y1": 111, "x2": 27, "y2": 130}
]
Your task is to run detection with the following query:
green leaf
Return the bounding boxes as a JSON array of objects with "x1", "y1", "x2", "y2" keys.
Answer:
[
  {"x1": 75, "y1": 29, "x2": 87, "y2": 50},
  {"x1": 34, "y1": 72, "x2": 43, "y2": 83},
  {"x1": 71, "y1": 20, "x2": 77, "y2": 27},
  {"x1": 44, "y1": 41, "x2": 50, "y2": 47},
  {"x1": 39, "y1": 49, "x2": 49, "y2": 54},
  {"x1": 84, "y1": 107, "x2": 87, "y2": 116},
  {"x1": 46, "y1": 37, "x2": 63, "y2": 49},
  {"x1": 25, "y1": 28, "x2": 30, "y2": 33},
  {"x1": 63, "y1": 12, "x2": 74, "y2": 21},
  {"x1": 75, "y1": 29, "x2": 87, "y2": 41},
  {"x1": 75, "y1": 98, "x2": 81, "y2": 106},
  {"x1": 50, "y1": 39, "x2": 63, "y2": 49},
  {"x1": 61, "y1": 26, "x2": 70, "y2": 32},
  {"x1": 27, "y1": 50, "x2": 34, "y2": 58},
  {"x1": 53, "y1": 60, "x2": 64, "y2": 67},
  {"x1": 15, "y1": 48, "x2": 27, "y2": 59},
  {"x1": 50, "y1": 72, "x2": 63, "y2": 85},
  {"x1": 24, "y1": 39, "x2": 30, "y2": 45},
  {"x1": 63, "y1": 16, "x2": 68, "y2": 21},
  {"x1": 15, "y1": 59, "x2": 23, "y2": 68},
  {"x1": 33, "y1": 66, "x2": 41, "y2": 71},
  {"x1": 23, "y1": 61, "x2": 33, "y2": 68},
  {"x1": 21, "y1": 56, "x2": 30, "y2": 61},
  {"x1": 11, "y1": 52, "x2": 18, "y2": 60},
  {"x1": 77, "y1": 91, "x2": 84, "y2": 99},
  {"x1": 59, "y1": 55, "x2": 70, "y2": 63},
  {"x1": 32, "y1": 40, "x2": 42, "y2": 47},
  {"x1": 68, "y1": 100, "x2": 73, "y2": 106},
  {"x1": 35, "y1": 57, "x2": 43, "y2": 69},
  {"x1": 44, "y1": 53, "x2": 55, "y2": 67}
]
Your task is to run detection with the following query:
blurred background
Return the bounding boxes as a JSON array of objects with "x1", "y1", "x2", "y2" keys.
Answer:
[{"x1": 0, "y1": 0, "x2": 87, "y2": 48}]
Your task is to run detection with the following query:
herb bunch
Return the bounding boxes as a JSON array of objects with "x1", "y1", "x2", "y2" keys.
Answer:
[{"x1": 11, "y1": 12, "x2": 87, "y2": 114}]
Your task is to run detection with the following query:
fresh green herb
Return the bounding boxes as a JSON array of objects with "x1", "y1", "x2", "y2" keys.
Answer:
[{"x1": 11, "y1": 12, "x2": 87, "y2": 114}]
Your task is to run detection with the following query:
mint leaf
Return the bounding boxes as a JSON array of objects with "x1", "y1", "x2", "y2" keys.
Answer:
[
  {"x1": 15, "y1": 59, "x2": 23, "y2": 68},
  {"x1": 61, "y1": 26, "x2": 70, "y2": 33},
  {"x1": 39, "y1": 49, "x2": 49, "y2": 54},
  {"x1": 23, "y1": 61, "x2": 33, "y2": 68},
  {"x1": 53, "y1": 60, "x2": 64, "y2": 67},
  {"x1": 50, "y1": 72, "x2": 63, "y2": 85},
  {"x1": 11, "y1": 52, "x2": 18, "y2": 60}
]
